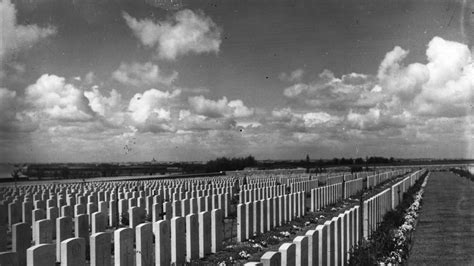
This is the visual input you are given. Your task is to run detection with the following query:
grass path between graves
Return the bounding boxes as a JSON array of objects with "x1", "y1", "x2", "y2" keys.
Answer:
[{"x1": 408, "y1": 172, "x2": 474, "y2": 265}]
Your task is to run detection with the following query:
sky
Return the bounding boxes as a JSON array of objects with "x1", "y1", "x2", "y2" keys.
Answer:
[{"x1": 0, "y1": 0, "x2": 473, "y2": 163}]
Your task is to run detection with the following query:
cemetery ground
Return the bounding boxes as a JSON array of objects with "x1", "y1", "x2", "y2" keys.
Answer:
[
  {"x1": 408, "y1": 171, "x2": 474, "y2": 265},
  {"x1": 198, "y1": 171, "x2": 420, "y2": 265},
  {"x1": 0, "y1": 168, "x2": 427, "y2": 265}
]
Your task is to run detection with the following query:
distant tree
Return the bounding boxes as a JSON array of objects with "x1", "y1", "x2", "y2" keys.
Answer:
[
  {"x1": 350, "y1": 166, "x2": 363, "y2": 173},
  {"x1": 205, "y1": 155, "x2": 257, "y2": 172},
  {"x1": 11, "y1": 169, "x2": 19, "y2": 180},
  {"x1": 306, "y1": 154, "x2": 310, "y2": 173},
  {"x1": 11, "y1": 169, "x2": 20, "y2": 191},
  {"x1": 37, "y1": 169, "x2": 44, "y2": 180},
  {"x1": 340, "y1": 157, "x2": 353, "y2": 165}
]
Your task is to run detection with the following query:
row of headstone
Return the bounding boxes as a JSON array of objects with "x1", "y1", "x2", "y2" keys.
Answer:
[
  {"x1": 343, "y1": 178, "x2": 364, "y2": 199},
  {"x1": 310, "y1": 183, "x2": 343, "y2": 212},
  {"x1": 366, "y1": 169, "x2": 409, "y2": 189},
  {"x1": 249, "y1": 205, "x2": 360, "y2": 266},
  {"x1": 161, "y1": 186, "x2": 233, "y2": 202},
  {"x1": 0, "y1": 208, "x2": 224, "y2": 266},
  {"x1": 281, "y1": 176, "x2": 310, "y2": 187},
  {"x1": 391, "y1": 170, "x2": 425, "y2": 211},
  {"x1": 324, "y1": 175, "x2": 345, "y2": 186},
  {"x1": 165, "y1": 193, "x2": 230, "y2": 221},
  {"x1": 0, "y1": 174, "x2": 235, "y2": 203},
  {"x1": 239, "y1": 185, "x2": 286, "y2": 204},
  {"x1": 0, "y1": 196, "x2": 224, "y2": 263},
  {"x1": 290, "y1": 179, "x2": 319, "y2": 194},
  {"x1": 240, "y1": 180, "x2": 277, "y2": 191},
  {"x1": 245, "y1": 176, "x2": 278, "y2": 185},
  {"x1": 237, "y1": 192, "x2": 306, "y2": 242},
  {"x1": 363, "y1": 187, "x2": 391, "y2": 240},
  {"x1": 363, "y1": 169, "x2": 424, "y2": 240},
  {"x1": 0, "y1": 180, "x2": 232, "y2": 229}
]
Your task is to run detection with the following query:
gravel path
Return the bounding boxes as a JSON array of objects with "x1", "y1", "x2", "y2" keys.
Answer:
[{"x1": 408, "y1": 172, "x2": 474, "y2": 265}]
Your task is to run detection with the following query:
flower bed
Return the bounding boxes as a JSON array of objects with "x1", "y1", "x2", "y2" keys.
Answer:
[
  {"x1": 348, "y1": 171, "x2": 429, "y2": 266},
  {"x1": 379, "y1": 173, "x2": 429, "y2": 264}
]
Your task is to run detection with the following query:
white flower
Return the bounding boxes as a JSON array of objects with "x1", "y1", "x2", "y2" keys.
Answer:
[{"x1": 238, "y1": 250, "x2": 251, "y2": 259}]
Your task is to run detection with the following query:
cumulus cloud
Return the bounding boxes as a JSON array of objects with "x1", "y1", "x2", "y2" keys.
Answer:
[
  {"x1": 25, "y1": 74, "x2": 95, "y2": 122},
  {"x1": 188, "y1": 95, "x2": 254, "y2": 119},
  {"x1": 283, "y1": 36, "x2": 473, "y2": 138},
  {"x1": 84, "y1": 88, "x2": 122, "y2": 116},
  {"x1": 268, "y1": 107, "x2": 339, "y2": 131},
  {"x1": 128, "y1": 88, "x2": 181, "y2": 132},
  {"x1": 178, "y1": 109, "x2": 236, "y2": 131},
  {"x1": 377, "y1": 46, "x2": 430, "y2": 102},
  {"x1": 279, "y1": 68, "x2": 304, "y2": 82},
  {"x1": 123, "y1": 9, "x2": 221, "y2": 60},
  {"x1": 375, "y1": 37, "x2": 473, "y2": 118},
  {"x1": 414, "y1": 37, "x2": 474, "y2": 117},
  {"x1": 283, "y1": 69, "x2": 375, "y2": 112},
  {"x1": 112, "y1": 61, "x2": 178, "y2": 86},
  {"x1": 302, "y1": 112, "x2": 333, "y2": 127},
  {"x1": 283, "y1": 83, "x2": 309, "y2": 98},
  {"x1": 0, "y1": 0, "x2": 56, "y2": 65},
  {"x1": 4, "y1": 71, "x2": 258, "y2": 136},
  {"x1": 83, "y1": 88, "x2": 126, "y2": 127},
  {"x1": 4, "y1": 36, "x2": 472, "y2": 161}
]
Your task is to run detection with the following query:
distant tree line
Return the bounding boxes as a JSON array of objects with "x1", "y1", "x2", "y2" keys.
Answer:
[
  {"x1": 205, "y1": 156, "x2": 257, "y2": 172},
  {"x1": 324, "y1": 156, "x2": 395, "y2": 166}
]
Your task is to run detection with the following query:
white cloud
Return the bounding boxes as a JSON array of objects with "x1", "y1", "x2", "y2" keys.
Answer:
[
  {"x1": 283, "y1": 69, "x2": 374, "y2": 112},
  {"x1": 279, "y1": 68, "x2": 304, "y2": 82},
  {"x1": 414, "y1": 37, "x2": 474, "y2": 117},
  {"x1": 377, "y1": 46, "x2": 430, "y2": 102},
  {"x1": 268, "y1": 107, "x2": 338, "y2": 131},
  {"x1": 425, "y1": 37, "x2": 471, "y2": 87},
  {"x1": 25, "y1": 74, "x2": 94, "y2": 122},
  {"x1": 112, "y1": 61, "x2": 178, "y2": 86},
  {"x1": 84, "y1": 88, "x2": 122, "y2": 117},
  {"x1": 123, "y1": 9, "x2": 221, "y2": 60},
  {"x1": 128, "y1": 88, "x2": 181, "y2": 132},
  {"x1": 0, "y1": 0, "x2": 56, "y2": 64},
  {"x1": 347, "y1": 107, "x2": 381, "y2": 130},
  {"x1": 283, "y1": 36, "x2": 473, "y2": 138},
  {"x1": 188, "y1": 95, "x2": 254, "y2": 118},
  {"x1": 283, "y1": 83, "x2": 309, "y2": 98},
  {"x1": 302, "y1": 112, "x2": 333, "y2": 127},
  {"x1": 83, "y1": 88, "x2": 126, "y2": 127},
  {"x1": 228, "y1": 99, "x2": 255, "y2": 118},
  {"x1": 376, "y1": 37, "x2": 473, "y2": 118},
  {"x1": 3, "y1": 36, "x2": 472, "y2": 161},
  {"x1": 178, "y1": 109, "x2": 236, "y2": 131}
]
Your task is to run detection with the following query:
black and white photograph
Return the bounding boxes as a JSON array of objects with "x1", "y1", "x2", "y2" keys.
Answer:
[{"x1": 0, "y1": 0, "x2": 473, "y2": 265}]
